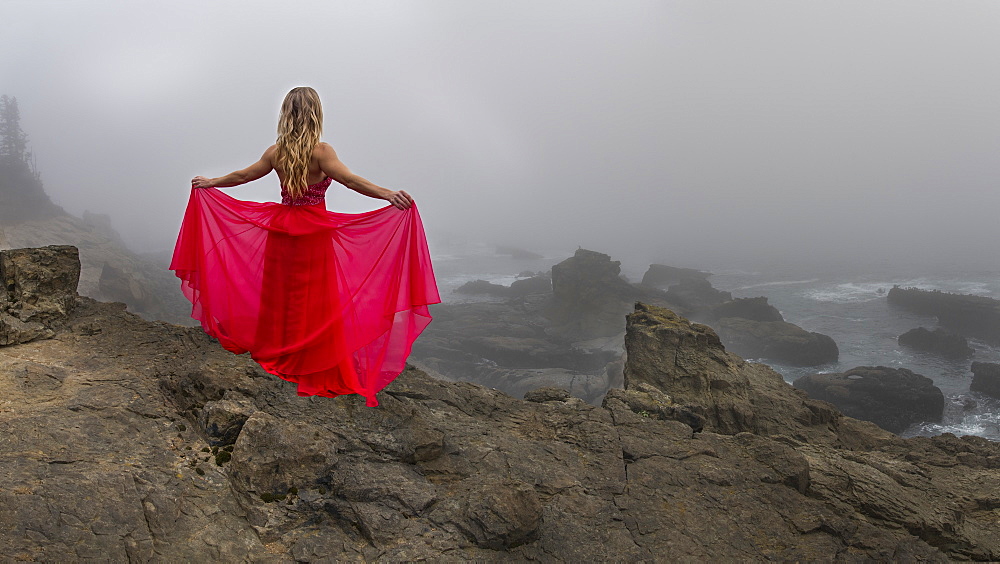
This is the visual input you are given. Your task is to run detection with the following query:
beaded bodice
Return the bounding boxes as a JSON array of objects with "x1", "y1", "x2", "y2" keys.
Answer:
[{"x1": 281, "y1": 177, "x2": 332, "y2": 206}]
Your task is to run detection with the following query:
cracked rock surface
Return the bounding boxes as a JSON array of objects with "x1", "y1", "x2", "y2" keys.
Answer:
[{"x1": 0, "y1": 247, "x2": 998, "y2": 561}]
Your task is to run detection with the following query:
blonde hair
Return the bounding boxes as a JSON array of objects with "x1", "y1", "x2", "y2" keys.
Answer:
[{"x1": 275, "y1": 87, "x2": 323, "y2": 199}]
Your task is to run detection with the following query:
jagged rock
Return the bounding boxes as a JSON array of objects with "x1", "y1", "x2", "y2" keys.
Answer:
[
  {"x1": 971, "y1": 362, "x2": 1000, "y2": 399},
  {"x1": 707, "y1": 296, "x2": 784, "y2": 322},
  {"x1": 198, "y1": 395, "x2": 257, "y2": 446},
  {"x1": 794, "y1": 367, "x2": 944, "y2": 434},
  {"x1": 715, "y1": 317, "x2": 839, "y2": 366},
  {"x1": 229, "y1": 411, "x2": 340, "y2": 499},
  {"x1": 640, "y1": 264, "x2": 710, "y2": 288},
  {"x1": 548, "y1": 249, "x2": 637, "y2": 339},
  {"x1": 508, "y1": 275, "x2": 551, "y2": 297},
  {"x1": 455, "y1": 279, "x2": 510, "y2": 297},
  {"x1": 622, "y1": 302, "x2": 844, "y2": 439},
  {"x1": 2, "y1": 250, "x2": 1000, "y2": 561},
  {"x1": 603, "y1": 384, "x2": 707, "y2": 432},
  {"x1": 898, "y1": 327, "x2": 974, "y2": 359},
  {"x1": 888, "y1": 286, "x2": 1000, "y2": 344}
]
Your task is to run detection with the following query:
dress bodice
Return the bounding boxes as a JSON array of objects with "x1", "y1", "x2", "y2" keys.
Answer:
[{"x1": 281, "y1": 177, "x2": 333, "y2": 206}]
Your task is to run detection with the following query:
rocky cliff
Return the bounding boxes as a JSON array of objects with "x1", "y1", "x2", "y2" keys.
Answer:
[{"x1": 1, "y1": 246, "x2": 998, "y2": 561}]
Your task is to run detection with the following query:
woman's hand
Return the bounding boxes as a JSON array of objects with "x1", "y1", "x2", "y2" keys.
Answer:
[
  {"x1": 191, "y1": 176, "x2": 215, "y2": 189},
  {"x1": 387, "y1": 190, "x2": 413, "y2": 210}
]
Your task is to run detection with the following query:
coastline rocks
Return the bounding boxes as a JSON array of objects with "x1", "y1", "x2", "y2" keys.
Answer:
[
  {"x1": 971, "y1": 362, "x2": 1000, "y2": 399},
  {"x1": 715, "y1": 318, "x2": 839, "y2": 367},
  {"x1": 888, "y1": 286, "x2": 1000, "y2": 344},
  {"x1": 898, "y1": 327, "x2": 974, "y2": 359},
  {"x1": 623, "y1": 302, "x2": 844, "y2": 439},
  {"x1": 794, "y1": 367, "x2": 944, "y2": 434},
  {"x1": 0, "y1": 245, "x2": 80, "y2": 345},
  {"x1": 3, "y1": 249, "x2": 1000, "y2": 560}
]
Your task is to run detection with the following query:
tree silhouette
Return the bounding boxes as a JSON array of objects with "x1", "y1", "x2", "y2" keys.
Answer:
[{"x1": 0, "y1": 95, "x2": 60, "y2": 221}]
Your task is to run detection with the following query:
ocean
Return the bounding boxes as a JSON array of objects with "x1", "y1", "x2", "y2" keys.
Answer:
[{"x1": 430, "y1": 242, "x2": 1000, "y2": 441}]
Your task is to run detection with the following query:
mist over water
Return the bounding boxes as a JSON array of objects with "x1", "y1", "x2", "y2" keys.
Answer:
[{"x1": 2, "y1": 0, "x2": 998, "y2": 273}]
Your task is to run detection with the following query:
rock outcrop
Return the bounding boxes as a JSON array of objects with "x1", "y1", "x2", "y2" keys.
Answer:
[
  {"x1": 1, "y1": 250, "x2": 999, "y2": 560},
  {"x1": 1, "y1": 213, "x2": 191, "y2": 325},
  {"x1": 898, "y1": 327, "x2": 974, "y2": 359},
  {"x1": 714, "y1": 317, "x2": 839, "y2": 366},
  {"x1": 888, "y1": 286, "x2": 1000, "y2": 344},
  {"x1": 971, "y1": 362, "x2": 1000, "y2": 399},
  {"x1": 640, "y1": 263, "x2": 711, "y2": 288},
  {"x1": 794, "y1": 367, "x2": 945, "y2": 434}
]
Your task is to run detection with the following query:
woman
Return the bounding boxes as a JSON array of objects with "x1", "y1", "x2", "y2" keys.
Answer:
[{"x1": 171, "y1": 87, "x2": 440, "y2": 407}]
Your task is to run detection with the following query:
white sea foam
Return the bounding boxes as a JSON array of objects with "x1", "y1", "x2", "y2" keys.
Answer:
[
  {"x1": 734, "y1": 278, "x2": 820, "y2": 291},
  {"x1": 804, "y1": 282, "x2": 893, "y2": 304}
]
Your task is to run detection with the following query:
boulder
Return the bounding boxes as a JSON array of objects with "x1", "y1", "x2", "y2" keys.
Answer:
[
  {"x1": 898, "y1": 327, "x2": 974, "y2": 359},
  {"x1": 971, "y1": 362, "x2": 1000, "y2": 399},
  {"x1": 508, "y1": 275, "x2": 551, "y2": 297},
  {"x1": 640, "y1": 264, "x2": 711, "y2": 288},
  {"x1": 707, "y1": 297, "x2": 784, "y2": 322},
  {"x1": 794, "y1": 367, "x2": 944, "y2": 434},
  {"x1": 715, "y1": 318, "x2": 839, "y2": 366},
  {"x1": 455, "y1": 279, "x2": 509, "y2": 297}
]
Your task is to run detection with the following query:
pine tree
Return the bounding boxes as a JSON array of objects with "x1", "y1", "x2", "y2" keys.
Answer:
[
  {"x1": 0, "y1": 95, "x2": 58, "y2": 221},
  {"x1": 0, "y1": 95, "x2": 30, "y2": 166}
]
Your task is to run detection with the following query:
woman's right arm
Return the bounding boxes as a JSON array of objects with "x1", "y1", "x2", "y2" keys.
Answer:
[
  {"x1": 192, "y1": 146, "x2": 276, "y2": 189},
  {"x1": 316, "y1": 143, "x2": 412, "y2": 210}
]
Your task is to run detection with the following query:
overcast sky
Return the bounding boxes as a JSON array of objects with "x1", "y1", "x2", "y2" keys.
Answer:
[{"x1": 2, "y1": 0, "x2": 998, "y2": 270}]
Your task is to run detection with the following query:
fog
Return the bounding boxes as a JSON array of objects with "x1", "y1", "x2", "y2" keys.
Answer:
[{"x1": 3, "y1": 0, "x2": 999, "y2": 273}]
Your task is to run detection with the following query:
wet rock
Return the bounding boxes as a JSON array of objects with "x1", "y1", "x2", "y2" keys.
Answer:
[
  {"x1": 971, "y1": 362, "x2": 1000, "y2": 399},
  {"x1": 898, "y1": 327, "x2": 974, "y2": 359},
  {"x1": 794, "y1": 367, "x2": 944, "y2": 434}
]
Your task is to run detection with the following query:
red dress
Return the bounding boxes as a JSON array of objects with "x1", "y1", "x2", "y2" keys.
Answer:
[{"x1": 170, "y1": 177, "x2": 440, "y2": 406}]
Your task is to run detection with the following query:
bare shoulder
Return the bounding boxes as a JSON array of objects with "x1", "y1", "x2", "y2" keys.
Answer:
[{"x1": 315, "y1": 142, "x2": 337, "y2": 156}]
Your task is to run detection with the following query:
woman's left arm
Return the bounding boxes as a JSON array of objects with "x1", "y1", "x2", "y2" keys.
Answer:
[{"x1": 192, "y1": 146, "x2": 275, "y2": 188}]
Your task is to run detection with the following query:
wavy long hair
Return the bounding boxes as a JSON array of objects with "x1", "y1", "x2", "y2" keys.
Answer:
[{"x1": 275, "y1": 87, "x2": 323, "y2": 199}]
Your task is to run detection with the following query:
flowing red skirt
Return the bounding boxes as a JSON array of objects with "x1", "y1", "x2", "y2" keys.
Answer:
[{"x1": 169, "y1": 188, "x2": 440, "y2": 406}]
